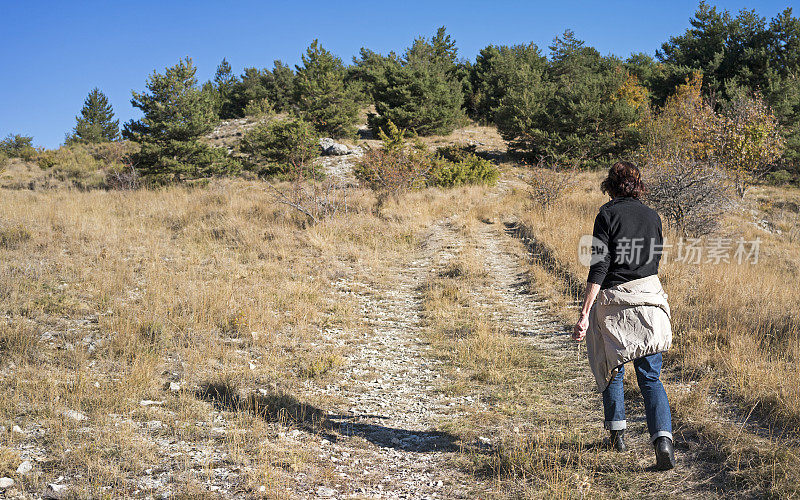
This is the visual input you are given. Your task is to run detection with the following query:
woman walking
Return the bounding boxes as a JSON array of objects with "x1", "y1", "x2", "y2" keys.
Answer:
[{"x1": 572, "y1": 161, "x2": 676, "y2": 471}]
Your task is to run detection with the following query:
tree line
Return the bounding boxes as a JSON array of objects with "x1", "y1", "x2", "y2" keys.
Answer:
[{"x1": 7, "y1": 1, "x2": 799, "y2": 184}]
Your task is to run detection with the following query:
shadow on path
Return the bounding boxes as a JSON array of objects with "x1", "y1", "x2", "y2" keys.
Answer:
[{"x1": 196, "y1": 382, "x2": 471, "y2": 453}]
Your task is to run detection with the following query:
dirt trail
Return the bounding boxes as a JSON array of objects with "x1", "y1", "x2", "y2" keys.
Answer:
[{"x1": 292, "y1": 219, "x2": 491, "y2": 499}]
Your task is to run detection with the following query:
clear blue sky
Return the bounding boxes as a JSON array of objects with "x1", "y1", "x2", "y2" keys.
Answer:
[{"x1": 1, "y1": 0, "x2": 796, "y2": 148}]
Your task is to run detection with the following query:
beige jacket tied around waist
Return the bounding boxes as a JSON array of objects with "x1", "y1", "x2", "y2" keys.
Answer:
[{"x1": 586, "y1": 275, "x2": 672, "y2": 392}]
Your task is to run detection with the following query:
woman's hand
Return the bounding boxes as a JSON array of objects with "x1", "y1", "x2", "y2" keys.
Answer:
[
  {"x1": 572, "y1": 312, "x2": 589, "y2": 341},
  {"x1": 573, "y1": 282, "x2": 600, "y2": 342}
]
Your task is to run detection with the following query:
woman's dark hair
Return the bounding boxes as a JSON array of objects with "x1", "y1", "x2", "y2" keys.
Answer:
[{"x1": 600, "y1": 161, "x2": 645, "y2": 199}]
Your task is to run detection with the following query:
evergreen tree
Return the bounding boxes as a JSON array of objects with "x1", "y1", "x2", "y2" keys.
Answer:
[
  {"x1": 213, "y1": 58, "x2": 239, "y2": 119},
  {"x1": 69, "y1": 88, "x2": 119, "y2": 143},
  {"x1": 293, "y1": 40, "x2": 359, "y2": 138},
  {"x1": 122, "y1": 57, "x2": 235, "y2": 183},
  {"x1": 495, "y1": 31, "x2": 644, "y2": 166},
  {"x1": 229, "y1": 61, "x2": 295, "y2": 117},
  {"x1": 468, "y1": 43, "x2": 546, "y2": 122},
  {"x1": 269, "y1": 61, "x2": 295, "y2": 111},
  {"x1": 371, "y1": 27, "x2": 467, "y2": 136},
  {"x1": 347, "y1": 48, "x2": 398, "y2": 104}
]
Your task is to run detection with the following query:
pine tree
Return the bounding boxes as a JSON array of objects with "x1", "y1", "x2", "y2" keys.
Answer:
[
  {"x1": 69, "y1": 88, "x2": 119, "y2": 143},
  {"x1": 213, "y1": 58, "x2": 239, "y2": 119},
  {"x1": 269, "y1": 61, "x2": 295, "y2": 112},
  {"x1": 347, "y1": 48, "x2": 398, "y2": 102},
  {"x1": 122, "y1": 57, "x2": 236, "y2": 182},
  {"x1": 293, "y1": 40, "x2": 359, "y2": 138},
  {"x1": 370, "y1": 27, "x2": 466, "y2": 136},
  {"x1": 228, "y1": 61, "x2": 295, "y2": 117},
  {"x1": 468, "y1": 43, "x2": 546, "y2": 123},
  {"x1": 495, "y1": 31, "x2": 644, "y2": 166}
]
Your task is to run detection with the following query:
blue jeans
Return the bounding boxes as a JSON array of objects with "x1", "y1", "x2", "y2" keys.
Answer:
[{"x1": 602, "y1": 352, "x2": 672, "y2": 443}]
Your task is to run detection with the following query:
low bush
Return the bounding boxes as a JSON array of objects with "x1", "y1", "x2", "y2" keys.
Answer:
[
  {"x1": 240, "y1": 117, "x2": 320, "y2": 178},
  {"x1": 0, "y1": 134, "x2": 38, "y2": 161},
  {"x1": 243, "y1": 98, "x2": 274, "y2": 118},
  {"x1": 354, "y1": 122, "x2": 432, "y2": 212},
  {"x1": 643, "y1": 156, "x2": 734, "y2": 236},
  {"x1": 0, "y1": 221, "x2": 31, "y2": 249},
  {"x1": 764, "y1": 169, "x2": 798, "y2": 186},
  {"x1": 524, "y1": 166, "x2": 575, "y2": 209},
  {"x1": 428, "y1": 145, "x2": 499, "y2": 187},
  {"x1": 86, "y1": 141, "x2": 138, "y2": 166},
  {"x1": 356, "y1": 123, "x2": 499, "y2": 211},
  {"x1": 33, "y1": 142, "x2": 139, "y2": 189},
  {"x1": 105, "y1": 162, "x2": 141, "y2": 190}
]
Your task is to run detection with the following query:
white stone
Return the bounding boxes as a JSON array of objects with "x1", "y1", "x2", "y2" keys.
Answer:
[
  {"x1": 316, "y1": 486, "x2": 336, "y2": 497},
  {"x1": 319, "y1": 137, "x2": 351, "y2": 156},
  {"x1": 11, "y1": 425, "x2": 24, "y2": 435},
  {"x1": 45, "y1": 483, "x2": 68, "y2": 499},
  {"x1": 63, "y1": 409, "x2": 87, "y2": 422},
  {"x1": 169, "y1": 382, "x2": 181, "y2": 392},
  {"x1": 16, "y1": 460, "x2": 33, "y2": 475},
  {"x1": 0, "y1": 477, "x2": 14, "y2": 489},
  {"x1": 139, "y1": 400, "x2": 165, "y2": 407}
]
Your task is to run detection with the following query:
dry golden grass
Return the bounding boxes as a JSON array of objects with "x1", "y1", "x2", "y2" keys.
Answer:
[
  {"x1": 0, "y1": 177, "x2": 467, "y2": 495},
  {"x1": 2, "y1": 125, "x2": 798, "y2": 496},
  {"x1": 0, "y1": 164, "x2": 501, "y2": 496}
]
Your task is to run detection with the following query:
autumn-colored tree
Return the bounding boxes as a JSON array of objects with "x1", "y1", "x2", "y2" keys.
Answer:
[
  {"x1": 638, "y1": 73, "x2": 732, "y2": 235},
  {"x1": 714, "y1": 94, "x2": 785, "y2": 197},
  {"x1": 636, "y1": 73, "x2": 717, "y2": 165}
]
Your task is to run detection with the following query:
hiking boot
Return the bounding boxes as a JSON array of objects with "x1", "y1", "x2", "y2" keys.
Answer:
[
  {"x1": 654, "y1": 436, "x2": 675, "y2": 470},
  {"x1": 609, "y1": 429, "x2": 627, "y2": 452}
]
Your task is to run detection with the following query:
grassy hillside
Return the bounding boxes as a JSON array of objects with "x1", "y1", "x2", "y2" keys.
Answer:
[{"x1": 0, "y1": 122, "x2": 799, "y2": 497}]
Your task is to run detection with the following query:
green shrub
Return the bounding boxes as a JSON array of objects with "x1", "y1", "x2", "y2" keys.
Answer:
[
  {"x1": 35, "y1": 145, "x2": 107, "y2": 189},
  {"x1": 240, "y1": 117, "x2": 319, "y2": 178},
  {"x1": 0, "y1": 134, "x2": 37, "y2": 161},
  {"x1": 243, "y1": 98, "x2": 274, "y2": 118},
  {"x1": 354, "y1": 121, "x2": 432, "y2": 212},
  {"x1": 765, "y1": 169, "x2": 798, "y2": 186},
  {"x1": 428, "y1": 146, "x2": 499, "y2": 187},
  {"x1": 355, "y1": 123, "x2": 497, "y2": 198}
]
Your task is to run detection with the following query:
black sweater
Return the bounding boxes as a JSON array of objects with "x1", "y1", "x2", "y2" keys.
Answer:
[{"x1": 587, "y1": 197, "x2": 663, "y2": 289}]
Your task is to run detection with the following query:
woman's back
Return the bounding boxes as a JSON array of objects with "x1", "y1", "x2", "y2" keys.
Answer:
[{"x1": 588, "y1": 196, "x2": 663, "y2": 289}]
